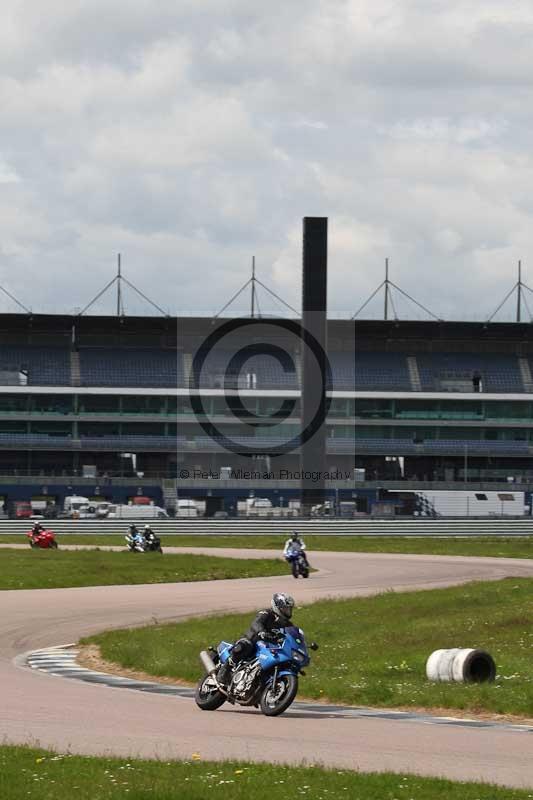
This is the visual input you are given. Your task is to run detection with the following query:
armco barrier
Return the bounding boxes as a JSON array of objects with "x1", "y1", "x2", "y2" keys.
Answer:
[{"x1": 0, "y1": 518, "x2": 532, "y2": 536}]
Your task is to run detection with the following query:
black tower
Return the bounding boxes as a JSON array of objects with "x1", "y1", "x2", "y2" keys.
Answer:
[{"x1": 300, "y1": 217, "x2": 328, "y2": 515}]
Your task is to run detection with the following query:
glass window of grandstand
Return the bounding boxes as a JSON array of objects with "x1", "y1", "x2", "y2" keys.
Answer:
[
  {"x1": 78, "y1": 422, "x2": 120, "y2": 437},
  {"x1": 0, "y1": 394, "x2": 29, "y2": 413},
  {"x1": 328, "y1": 425, "x2": 353, "y2": 438},
  {"x1": 485, "y1": 401, "x2": 533, "y2": 421},
  {"x1": 122, "y1": 396, "x2": 166, "y2": 415},
  {"x1": 257, "y1": 397, "x2": 300, "y2": 419},
  {"x1": 354, "y1": 426, "x2": 393, "y2": 439},
  {"x1": 0, "y1": 420, "x2": 26, "y2": 433},
  {"x1": 328, "y1": 398, "x2": 351, "y2": 417},
  {"x1": 168, "y1": 396, "x2": 178, "y2": 414},
  {"x1": 176, "y1": 397, "x2": 194, "y2": 415},
  {"x1": 440, "y1": 427, "x2": 482, "y2": 440},
  {"x1": 354, "y1": 399, "x2": 393, "y2": 418},
  {"x1": 30, "y1": 394, "x2": 73, "y2": 415},
  {"x1": 438, "y1": 400, "x2": 483, "y2": 420},
  {"x1": 395, "y1": 400, "x2": 438, "y2": 420},
  {"x1": 30, "y1": 421, "x2": 72, "y2": 436},
  {"x1": 395, "y1": 399, "x2": 483, "y2": 420},
  {"x1": 79, "y1": 395, "x2": 120, "y2": 414},
  {"x1": 121, "y1": 422, "x2": 165, "y2": 436}
]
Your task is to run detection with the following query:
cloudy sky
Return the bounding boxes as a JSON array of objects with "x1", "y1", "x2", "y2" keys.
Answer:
[{"x1": 2, "y1": 1, "x2": 533, "y2": 320}]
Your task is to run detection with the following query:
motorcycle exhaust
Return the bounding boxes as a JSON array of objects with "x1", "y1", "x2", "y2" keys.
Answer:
[{"x1": 200, "y1": 650, "x2": 217, "y2": 675}]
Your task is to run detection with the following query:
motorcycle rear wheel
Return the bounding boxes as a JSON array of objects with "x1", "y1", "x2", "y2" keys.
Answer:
[
  {"x1": 260, "y1": 674, "x2": 298, "y2": 717},
  {"x1": 51, "y1": 541, "x2": 58, "y2": 549},
  {"x1": 195, "y1": 675, "x2": 226, "y2": 711}
]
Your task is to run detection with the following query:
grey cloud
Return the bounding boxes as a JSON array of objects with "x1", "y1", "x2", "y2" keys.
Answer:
[{"x1": 1, "y1": 1, "x2": 533, "y2": 320}]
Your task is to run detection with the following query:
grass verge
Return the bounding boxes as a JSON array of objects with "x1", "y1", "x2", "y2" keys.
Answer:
[
  {"x1": 2, "y1": 533, "x2": 533, "y2": 558},
  {"x1": 0, "y1": 549, "x2": 285, "y2": 590},
  {"x1": 0, "y1": 745, "x2": 530, "y2": 800},
  {"x1": 86, "y1": 577, "x2": 533, "y2": 718}
]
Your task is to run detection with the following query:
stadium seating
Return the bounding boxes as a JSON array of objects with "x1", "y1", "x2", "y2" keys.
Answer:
[
  {"x1": 353, "y1": 352, "x2": 411, "y2": 391},
  {"x1": 78, "y1": 348, "x2": 182, "y2": 388},
  {"x1": 0, "y1": 346, "x2": 70, "y2": 386},
  {"x1": 192, "y1": 350, "x2": 298, "y2": 390},
  {"x1": 417, "y1": 353, "x2": 523, "y2": 393}
]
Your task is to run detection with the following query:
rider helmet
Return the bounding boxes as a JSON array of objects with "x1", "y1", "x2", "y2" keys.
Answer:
[{"x1": 271, "y1": 592, "x2": 295, "y2": 620}]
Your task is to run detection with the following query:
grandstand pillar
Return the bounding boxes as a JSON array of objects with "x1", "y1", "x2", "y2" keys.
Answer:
[{"x1": 300, "y1": 217, "x2": 328, "y2": 516}]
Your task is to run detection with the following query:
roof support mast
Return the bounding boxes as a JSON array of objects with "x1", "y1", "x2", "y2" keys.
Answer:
[
  {"x1": 384, "y1": 257, "x2": 389, "y2": 321},
  {"x1": 78, "y1": 255, "x2": 169, "y2": 317},
  {"x1": 517, "y1": 260, "x2": 522, "y2": 323},
  {"x1": 486, "y1": 260, "x2": 533, "y2": 323},
  {"x1": 352, "y1": 259, "x2": 441, "y2": 321},
  {"x1": 117, "y1": 253, "x2": 122, "y2": 317}
]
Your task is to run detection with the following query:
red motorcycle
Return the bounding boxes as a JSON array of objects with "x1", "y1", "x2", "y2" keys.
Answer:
[{"x1": 27, "y1": 529, "x2": 58, "y2": 549}]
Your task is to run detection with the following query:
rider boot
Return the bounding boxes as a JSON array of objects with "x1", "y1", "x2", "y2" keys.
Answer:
[{"x1": 217, "y1": 657, "x2": 235, "y2": 688}]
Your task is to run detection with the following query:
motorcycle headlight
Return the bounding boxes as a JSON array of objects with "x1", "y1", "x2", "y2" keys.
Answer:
[{"x1": 291, "y1": 649, "x2": 306, "y2": 663}]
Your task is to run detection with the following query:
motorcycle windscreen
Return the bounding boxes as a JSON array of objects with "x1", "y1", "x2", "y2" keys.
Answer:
[{"x1": 217, "y1": 642, "x2": 233, "y2": 662}]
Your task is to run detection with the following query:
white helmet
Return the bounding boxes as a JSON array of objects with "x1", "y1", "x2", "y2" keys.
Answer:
[{"x1": 271, "y1": 592, "x2": 295, "y2": 620}]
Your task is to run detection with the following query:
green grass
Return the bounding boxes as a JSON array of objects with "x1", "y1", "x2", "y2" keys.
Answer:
[
  {"x1": 2, "y1": 533, "x2": 533, "y2": 559},
  {"x1": 88, "y1": 577, "x2": 533, "y2": 718},
  {"x1": 0, "y1": 549, "x2": 285, "y2": 590},
  {"x1": 0, "y1": 745, "x2": 529, "y2": 800}
]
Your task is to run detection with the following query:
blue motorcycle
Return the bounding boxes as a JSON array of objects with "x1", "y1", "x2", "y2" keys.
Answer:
[
  {"x1": 195, "y1": 626, "x2": 318, "y2": 716},
  {"x1": 286, "y1": 547, "x2": 310, "y2": 579}
]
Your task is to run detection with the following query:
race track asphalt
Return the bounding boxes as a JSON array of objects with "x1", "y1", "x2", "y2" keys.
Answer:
[{"x1": 2, "y1": 547, "x2": 533, "y2": 789}]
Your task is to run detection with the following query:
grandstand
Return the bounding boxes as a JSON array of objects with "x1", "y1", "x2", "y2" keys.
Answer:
[{"x1": 1, "y1": 312, "x2": 533, "y2": 514}]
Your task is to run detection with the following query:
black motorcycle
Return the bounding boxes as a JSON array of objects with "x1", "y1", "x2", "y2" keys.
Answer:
[{"x1": 143, "y1": 533, "x2": 163, "y2": 553}]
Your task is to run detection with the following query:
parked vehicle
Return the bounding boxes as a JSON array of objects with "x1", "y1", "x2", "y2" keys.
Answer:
[
  {"x1": 114, "y1": 504, "x2": 168, "y2": 519},
  {"x1": 27, "y1": 529, "x2": 58, "y2": 549},
  {"x1": 196, "y1": 626, "x2": 318, "y2": 717},
  {"x1": 11, "y1": 501, "x2": 33, "y2": 519},
  {"x1": 176, "y1": 499, "x2": 198, "y2": 518},
  {"x1": 243, "y1": 497, "x2": 272, "y2": 518},
  {"x1": 285, "y1": 547, "x2": 309, "y2": 579},
  {"x1": 63, "y1": 495, "x2": 91, "y2": 518}
]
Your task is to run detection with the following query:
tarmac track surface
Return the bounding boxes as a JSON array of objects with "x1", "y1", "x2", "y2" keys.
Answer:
[{"x1": 2, "y1": 547, "x2": 533, "y2": 789}]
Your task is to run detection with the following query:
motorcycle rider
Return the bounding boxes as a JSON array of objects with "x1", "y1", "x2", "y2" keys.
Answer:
[
  {"x1": 143, "y1": 524, "x2": 156, "y2": 543},
  {"x1": 127, "y1": 524, "x2": 144, "y2": 550},
  {"x1": 283, "y1": 531, "x2": 309, "y2": 566},
  {"x1": 217, "y1": 592, "x2": 296, "y2": 689},
  {"x1": 30, "y1": 521, "x2": 44, "y2": 542}
]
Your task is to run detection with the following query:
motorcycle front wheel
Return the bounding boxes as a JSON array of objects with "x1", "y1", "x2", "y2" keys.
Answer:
[
  {"x1": 195, "y1": 675, "x2": 226, "y2": 711},
  {"x1": 260, "y1": 674, "x2": 298, "y2": 717}
]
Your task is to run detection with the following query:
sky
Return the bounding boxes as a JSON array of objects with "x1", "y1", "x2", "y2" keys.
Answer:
[{"x1": 2, "y1": 1, "x2": 533, "y2": 320}]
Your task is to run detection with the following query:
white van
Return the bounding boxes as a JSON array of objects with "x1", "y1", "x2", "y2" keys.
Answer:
[
  {"x1": 113, "y1": 504, "x2": 169, "y2": 519},
  {"x1": 176, "y1": 499, "x2": 199, "y2": 518},
  {"x1": 63, "y1": 495, "x2": 91, "y2": 517}
]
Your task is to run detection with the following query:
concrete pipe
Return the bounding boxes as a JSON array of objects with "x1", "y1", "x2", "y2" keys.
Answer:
[{"x1": 426, "y1": 648, "x2": 496, "y2": 683}]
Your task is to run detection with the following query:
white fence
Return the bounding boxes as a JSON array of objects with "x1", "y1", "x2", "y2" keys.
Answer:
[{"x1": 1, "y1": 518, "x2": 533, "y2": 536}]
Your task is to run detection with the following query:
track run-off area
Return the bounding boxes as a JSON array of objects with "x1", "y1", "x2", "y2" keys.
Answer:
[{"x1": 3, "y1": 546, "x2": 533, "y2": 789}]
